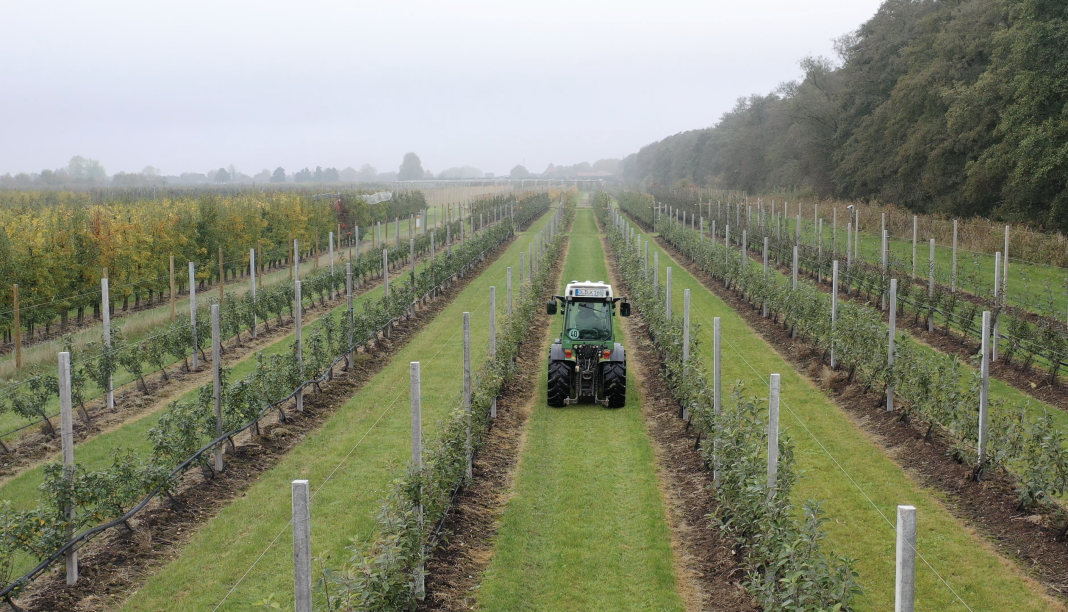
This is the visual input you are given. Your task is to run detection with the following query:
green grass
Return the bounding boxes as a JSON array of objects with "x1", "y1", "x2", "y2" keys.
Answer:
[
  {"x1": 115, "y1": 211, "x2": 552, "y2": 612},
  {"x1": 635, "y1": 222, "x2": 1060, "y2": 611},
  {"x1": 477, "y1": 208, "x2": 683, "y2": 612},
  {"x1": 781, "y1": 215, "x2": 1068, "y2": 318}
]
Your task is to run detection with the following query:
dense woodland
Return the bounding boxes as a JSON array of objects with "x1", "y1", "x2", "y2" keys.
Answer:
[{"x1": 622, "y1": 0, "x2": 1068, "y2": 231}]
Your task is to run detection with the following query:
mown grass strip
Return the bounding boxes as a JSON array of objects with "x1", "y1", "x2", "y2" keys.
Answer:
[
  {"x1": 637, "y1": 219, "x2": 1060, "y2": 611},
  {"x1": 117, "y1": 211, "x2": 553, "y2": 612},
  {"x1": 476, "y1": 208, "x2": 683, "y2": 612}
]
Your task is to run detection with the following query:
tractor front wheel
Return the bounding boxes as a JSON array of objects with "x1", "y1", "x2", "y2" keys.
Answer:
[
  {"x1": 547, "y1": 360, "x2": 571, "y2": 407},
  {"x1": 602, "y1": 362, "x2": 626, "y2": 408}
]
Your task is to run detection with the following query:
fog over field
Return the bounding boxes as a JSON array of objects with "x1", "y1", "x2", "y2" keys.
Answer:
[{"x1": 0, "y1": 0, "x2": 881, "y2": 178}]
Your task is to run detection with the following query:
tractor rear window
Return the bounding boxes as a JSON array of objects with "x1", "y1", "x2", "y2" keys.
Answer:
[{"x1": 565, "y1": 301, "x2": 612, "y2": 341}]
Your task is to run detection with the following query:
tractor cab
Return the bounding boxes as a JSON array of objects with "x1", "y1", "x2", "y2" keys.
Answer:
[{"x1": 545, "y1": 281, "x2": 630, "y2": 407}]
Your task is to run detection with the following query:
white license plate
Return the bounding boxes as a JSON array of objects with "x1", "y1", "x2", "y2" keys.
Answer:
[{"x1": 575, "y1": 288, "x2": 606, "y2": 297}]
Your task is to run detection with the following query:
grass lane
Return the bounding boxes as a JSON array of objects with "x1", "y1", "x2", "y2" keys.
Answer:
[
  {"x1": 116, "y1": 211, "x2": 551, "y2": 612},
  {"x1": 476, "y1": 208, "x2": 683, "y2": 612},
  {"x1": 637, "y1": 221, "x2": 1061, "y2": 611}
]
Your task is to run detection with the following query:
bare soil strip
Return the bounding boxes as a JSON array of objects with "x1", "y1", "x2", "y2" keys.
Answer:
[
  {"x1": 13, "y1": 231, "x2": 524, "y2": 612},
  {"x1": 418, "y1": 235, "x2": 569, "y2": 611},
  {"x1": 648, "y1": 230, "x2": 1068, "y2": 602}
]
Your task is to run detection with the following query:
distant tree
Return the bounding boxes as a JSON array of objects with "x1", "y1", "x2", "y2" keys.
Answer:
[
  {"x1": 214, "y1": 167, "x2": 231, "y2": 183},
  {"x1": 141, "y1": 166, "x2": 160, "y2": 176},
  {"x1": 423, "y1": 169, "x2": 434, "y2": 179},
  {"x1": 509, "y1": 165, "x2": 530, "y2": 179},
  {"x1": 323, "y1": 167, "x2": 340, "y2": 182},
  {"x1": 313, "y1": 166, "x2": 324, "y2": 182},
  {"x1": 339, "y1": 166, "x2": 359, "y2": 181},
  {"x1": 67, "y1": 156, "x2": 106, "y2": 181},
  {"x1": 294, "y1": 168, "x2": 313, "y2": 182},
  {"x1": 271, "y1": 167, "x2": 286, "y2": 183},
  {"x1": 398, "y1": 153, "x2": 424, "y2": 181},
  {"x1": 356, "y1": 164, "x2": 378, "y2": 182}
]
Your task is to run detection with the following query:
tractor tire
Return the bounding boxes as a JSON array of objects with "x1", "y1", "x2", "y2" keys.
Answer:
[
  {"x1": 602, "y1": 362, "x2": 626, "y2": 408},
  {"x1": 547, "y1": 360, "x2": 572, "y2": 407}
]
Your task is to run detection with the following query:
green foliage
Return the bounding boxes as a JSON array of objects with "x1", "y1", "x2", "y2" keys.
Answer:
[
  {"x1": 640, "y1": 197, "x2": 1068, "y2": 517},
  {"x1": 317, "y1": 196, "x2": 570, "y2": 611},
  {"x1": 600, "y1": 194, "x2": 861, "y2": 610},
  {"x1": 0, "y1": 192, "x2": 553, "y2": 597},
  {"x1": 621, "y1": 0, "x2": 1068, "y2": 231}
]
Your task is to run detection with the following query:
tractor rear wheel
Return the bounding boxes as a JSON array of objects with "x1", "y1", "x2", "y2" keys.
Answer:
[
  {"x1": 602, "y1": 362, "x2": 626, "y2": 408},
  {"x1": 547, "y1": 360, "x2": 571, "y2": 407}
]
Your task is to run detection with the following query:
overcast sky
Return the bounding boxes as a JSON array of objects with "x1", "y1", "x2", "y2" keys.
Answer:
[{"x1": 1, "y1": 0, "x2": 884, "y2": 177}]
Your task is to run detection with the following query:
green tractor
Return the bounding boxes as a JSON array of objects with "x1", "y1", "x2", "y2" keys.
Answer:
[{"x1": 546, "y1": 281, "x2": 630, "y2": 407}]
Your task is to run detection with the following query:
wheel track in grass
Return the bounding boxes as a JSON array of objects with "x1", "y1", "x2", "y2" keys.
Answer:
[
  {"x1": 13, "y1": 213, "x2": 544, "y2": 612},
  {"x1": 596, "y1": 223, "x2": 756, "y2": 611},
  {"x1": 629, "y1": 210, "x2": 1068, "y2": 609},
  {"x1": 474, "y1": 208, "x2": 683, "y2": 611},
  {"x1": 418, "y1": 230, "x2": 571, "y2": 611}
]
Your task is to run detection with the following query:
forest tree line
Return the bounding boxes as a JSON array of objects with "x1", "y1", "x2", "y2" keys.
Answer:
[{"x1": 622, "y1": 0, "x2": 1068, "y2": 231}]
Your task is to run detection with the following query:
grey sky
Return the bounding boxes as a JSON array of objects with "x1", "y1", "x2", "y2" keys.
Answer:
[{"x1": 1, "y1": 0, "x2": 883, "y2": 177}]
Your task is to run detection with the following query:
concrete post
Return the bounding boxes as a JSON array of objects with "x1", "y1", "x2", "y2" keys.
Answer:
[
  {"x1": 741, "y1": 230, "x2": 747, "y2": 268},
  {"x1": 792, "y1": 246, "x2": 799, "y2": 291},
  {"x1": 295, "y1": 280, "x2": 303, "y2": 412},
  {"x1": 763, "y1": 237, "x2": 769, "y2": 317},
  {"x1": 654, "y1": 252, "x2": 660, "y2": 299},
  {"x1": 1003, "y1": 225, "x2": 1010, "y2": 307},
  {"x1": 347, "y1": 263, "x2": 354, "y2": 369},
  {"x1": 912, "y1": 216, "x2": 917, "y2": 278},
  {"x1": 250, "y1": 248, "x2": 258, "y2": 338},
  {"x1": 294, "y1": 238, "x2": 300, "y2": 281},
  {"x1": 212, "y1": 304, "x2": 223, "y2": 472},
  {"x1": 59, "y1": 351, "x2": 77, "y2": 585},
  {"x1": 292, "y1": 479, "x2": 312, "y2": 612},
  {"x1": 888, "y1": 279, "x2": 897, "y2": 412},
  {"x1": 188, "y1": 263, "x2": 198, "y2": 370},
  {"x1": 895, "y1": 505, "x2": 917, "y2": 612},
  {"x1": 666, "y1": 267, "x2": 673, "y2": 320},
  {"x1": 768, "y1": 373, "x2": 781, "y2": 500},
  {"x1": 410, "y1": 361, "x2": 425, "y2": 599},
  {"x1": 102, "y1": 277, "x2": 114, "y2": 408},
  {"x1": 882, "y1": 230, "x2": 889, "y2": 311},
  {"x1": 713, "y1": 317, "x2": 722, "y2": 485},
  {"x1": 519, "y1": 252, "x2": 524, "y2": 295},
  {"x1": 329, "y1": 231, "x2": 335, "y2": 274},
  {"x1": 644, "y1": 241, "x2": 649, "y2": 280},
  {"x1": 464, "y1": 312, "x2": 472, "y2": 480},
  {"x1": 683, "y1": 289, "x2": 690, "y2": 367},
  {"x1": 831, "y1": 261, "x2": 839, "y2": 369},
  {"x1": 928, "y1": 239, "x2": 936, "y2": 331},
  {"x1": 383, "y1": 249, "x2": 389, "y2": 298},
  {"x1": 952, "y1": 219, "x2": 958, "y2": 292},
  {"x1": 410, "y1": 238, "x2": 416, "y2": 285},
  {"x1": 993, "y1": 252, "x2": 1001, "y2": 362},
  {"x1": 169, "y1": 255, "x2": 176, "y2": 322},
  {"x1": 979, "y1": 311, "x2": 991, "y2": 471}
]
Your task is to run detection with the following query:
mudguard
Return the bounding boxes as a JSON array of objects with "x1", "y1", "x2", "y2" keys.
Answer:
[
  {"x1": 609, "y1": 343, "x2": 626, "y2": 363},
  {"x1": 549, "y1": 342, "x2": 568, "y2": 361}
]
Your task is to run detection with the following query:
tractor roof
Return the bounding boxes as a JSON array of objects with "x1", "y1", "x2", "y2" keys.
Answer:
[{"x1": 564, "y1": 280, "x2": 613, "y2": 299}]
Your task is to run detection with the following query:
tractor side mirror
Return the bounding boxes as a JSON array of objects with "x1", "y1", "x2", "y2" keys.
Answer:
[
  {"x1": 546, "y1": 301, "x2": 557, "y2": 315},
  {"x1": 620, "y1": 302, "x2": 631, "y2": 317}
]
